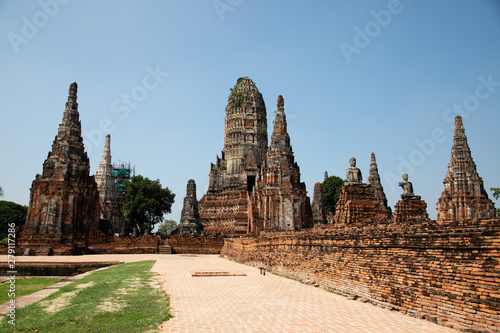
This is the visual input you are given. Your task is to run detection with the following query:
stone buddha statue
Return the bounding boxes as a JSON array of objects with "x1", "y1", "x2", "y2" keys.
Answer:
[
  {"x1": 399, "y1": 173, "x2": 421, "y2": 199},
  {"x1": 346, "y1": 157, "x2": 362, "y2": 185}
]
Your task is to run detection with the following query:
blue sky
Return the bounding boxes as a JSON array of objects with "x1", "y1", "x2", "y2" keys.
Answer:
[{"x1": 1, "y1": 0, "x2": 499, "y2": 223}]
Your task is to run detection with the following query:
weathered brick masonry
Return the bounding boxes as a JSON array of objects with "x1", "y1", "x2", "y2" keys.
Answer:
[
  {"x1": 170, "y1": 235, "x2": 224, "y2": 254},
  {"x1": 222, "y1": 220, "x2": 500, "y2": 332}
]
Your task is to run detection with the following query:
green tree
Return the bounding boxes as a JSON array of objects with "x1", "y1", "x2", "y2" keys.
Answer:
[
  {"x1": 0, "y1": 201, "x2": 28, "y2": 234},
  {"x1": 157, "y1": 219, "x2": 178, "y2": 235},
  {"x1": 322, "y1": 175, "x2": 345, "y2": 216},
  {"x1": 123, "y1": 175, "x2": 175, "y2": 235},
  {"x1": 0, "y1": 186, "x2": 4, "y2": 197},
  {"x1": 491, "y1": 188, "x2": 500, "y2": 200}
]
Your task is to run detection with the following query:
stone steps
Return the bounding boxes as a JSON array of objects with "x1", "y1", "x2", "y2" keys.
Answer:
[{"x1": 158, "y1": 245, "x2": 172, "y2": 254}]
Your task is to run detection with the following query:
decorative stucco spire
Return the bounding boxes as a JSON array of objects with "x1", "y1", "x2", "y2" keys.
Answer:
[
  {"x1": 95, "y1": 134, "x2": 115, "y2": 203},
  {"x1": 437, "y1": 116, "x2": 495, "y2": 222},
  {"x1": 102, "y1": 135, "x2": 112, "y2": 166}
]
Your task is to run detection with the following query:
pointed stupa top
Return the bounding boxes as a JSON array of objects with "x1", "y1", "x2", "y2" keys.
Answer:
[
  {"x1": 367, "y1": 152, "x2": 389, "y2": 210},
  {"x1": 102, "y1": 134, "x2": 111, "y2": 166},
  {"x1": 367, "y1": 153, "x2": 381, "y2": 186},
  {"x1": 42, "y1": 82, "x2": 89, "y2": 180},
  {"x1": 95, "y1": 134, "x2": 115, "y2": 202},
  {"x1": 60, "y1": 82, "x2": 80, "y2": 133},
  {"x1": 445, "y1": 116, "x2": 481, "y2": 181},
  {"x1": 270, "y1": 95, "x2": 291, "y2": 152},
  {"x1": 324, "y1": 171, "x2": 329, "y2": 181}
]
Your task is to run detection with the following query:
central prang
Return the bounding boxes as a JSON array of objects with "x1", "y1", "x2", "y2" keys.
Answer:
[{"x1": 199, "y1": 77, "x2": 312, "y2": 236}]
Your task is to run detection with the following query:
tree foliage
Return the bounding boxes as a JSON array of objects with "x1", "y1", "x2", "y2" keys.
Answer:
[
  {"x1": 0, "y1": 201, "x2": 28, "y2": 234},
  {"x1": 322, "y1": 175, "x2": 345, "y2": 216},
  {"x1": 123, "y1": 175, "x2": 175, "y2": 235},
  {"x1": 491, "y1": 188, "x2": 500, "y2": 200},
  {"x1": 157, "y1": 219, "x2": 178, "y2": 235},
  {"x1": 0, "y1": 186, "x2": 4, "y2": 197}
]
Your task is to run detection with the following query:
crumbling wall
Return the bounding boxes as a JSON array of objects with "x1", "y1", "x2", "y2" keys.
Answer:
[{"x1": 170, "y1": 235, "x2": 224, "y2": 254}]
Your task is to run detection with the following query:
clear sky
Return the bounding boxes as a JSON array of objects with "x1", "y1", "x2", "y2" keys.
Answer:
[{"x1": 1, "y1": 0, "x2": 499, "y2": 223}]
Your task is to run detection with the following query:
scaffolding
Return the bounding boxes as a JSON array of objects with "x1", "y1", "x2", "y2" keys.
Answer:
[{"x1": 112, "y1": 161, "x2": 135, "y2": 197}]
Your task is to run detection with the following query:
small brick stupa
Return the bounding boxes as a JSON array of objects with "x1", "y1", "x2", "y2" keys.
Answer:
[
  {"x1": 173, "y1": 179, "x2": 204, "y2": 236},
  {"x1": 367, "y1": 152, "x2": 391, "y2": 216},
  {"x1": 334, "y1": 157, "x2": 389, "y2": 225},
  {"x1": 312, "y1": 182, "x2": 326, "y2": 225}
]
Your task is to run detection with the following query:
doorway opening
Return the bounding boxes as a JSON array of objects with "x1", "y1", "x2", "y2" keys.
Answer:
[{"x1": 247, "y1": 175, "x2": 256, "y2": 192}]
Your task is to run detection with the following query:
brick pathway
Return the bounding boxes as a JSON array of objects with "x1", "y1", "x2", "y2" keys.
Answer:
[
  {"x1": 151, "y1": 255, "x2": 457, "y2": 333},
  {"x1": 1, "y1": 254, "x2": 457, "y2": 332}
]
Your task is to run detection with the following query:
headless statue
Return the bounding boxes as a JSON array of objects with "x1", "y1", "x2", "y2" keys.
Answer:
[{"x1": 346, "y1": 157, "x2": 362, "y2": 185}]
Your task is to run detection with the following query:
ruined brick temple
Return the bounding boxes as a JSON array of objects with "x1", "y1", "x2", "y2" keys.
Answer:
[
  {"x1": 19, "y1": 83, "x2": 141, "y2": 254},
  {"x1": 21, "y1": 83, "x2": 101, "y2": 253},
  {"x1": 223, "y1": 115, "x2": 500, "y2": 333},
  {"x1": 199, "y1": 77, "x2": 312, "y2": 235}
]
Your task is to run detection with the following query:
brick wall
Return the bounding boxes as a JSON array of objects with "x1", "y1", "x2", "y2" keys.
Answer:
[
  {"x1": 221, "y1": 219, "x2": 500, "y2": 332},
  {"x1": 15, "y1": 231, "x2": 160, "y2": 255},
  {"x1": 170, "y1": 235, "x2": 224, "y2": 254}
]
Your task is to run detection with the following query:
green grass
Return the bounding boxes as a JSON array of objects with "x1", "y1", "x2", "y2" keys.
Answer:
[
  {"x1": 0, "y1": 261, "x2": 171, "y2": 333},
  {"x1": 0, "y1": 278, "x2": 61, "y2": 304}
]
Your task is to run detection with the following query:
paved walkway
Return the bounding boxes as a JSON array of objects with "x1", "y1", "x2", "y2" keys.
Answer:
[{"x1": 1, "y1": 254, "x2": 457, "y2": 332}]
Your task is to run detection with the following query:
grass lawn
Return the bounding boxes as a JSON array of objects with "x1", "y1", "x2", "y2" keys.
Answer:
[
  {"x1": 0, "y1": 278, "x2": 61, "y2": 304},
  {"x1": 0, "y1": 261, "x2": 170, "y2": 333}
]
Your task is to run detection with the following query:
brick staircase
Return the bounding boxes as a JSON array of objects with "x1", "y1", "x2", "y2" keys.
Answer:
[{"x1": 158, "y1": 245, "x2": 172, "y2": 254}]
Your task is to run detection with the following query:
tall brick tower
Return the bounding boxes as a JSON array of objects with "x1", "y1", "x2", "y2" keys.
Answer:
[
  {"x1": 251, "y1": 95, "x2": 312, "y2": 232},
  {"x1": 209, "y1": 77, "x2": 268, "y2": 192},
  {"x1": 199, "y1": 78, "x2": 313, "y2": 235},
  {"x1": 23, "y1": 83, "x2": 100, "y2": 240},
  {"x1": 200, "y1": 77, "x2": 268, "y2": 235},
  {"x1": 436, "y1": 116, "x2": 495, "y2": 222}
]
